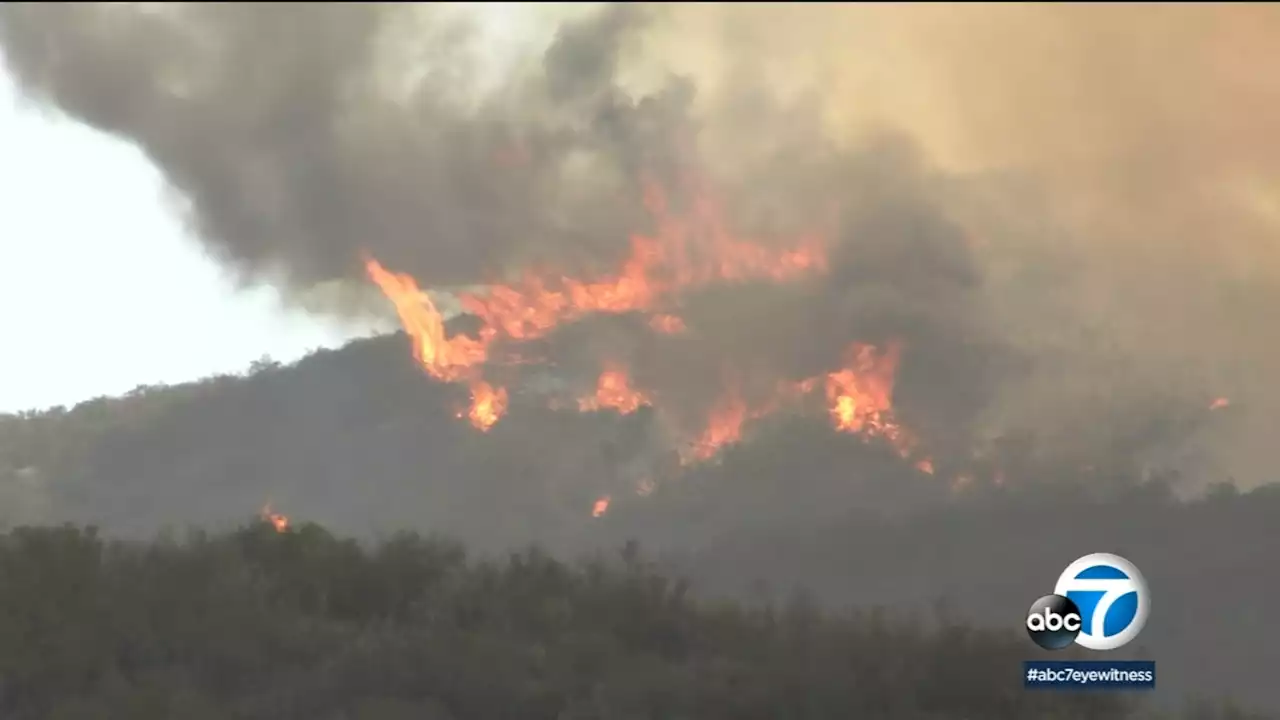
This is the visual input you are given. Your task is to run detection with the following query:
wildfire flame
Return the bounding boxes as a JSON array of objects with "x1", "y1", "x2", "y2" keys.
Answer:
[
  {"x1": 365, "y1": 180, "x2": 824, "y2": 389},
  {"x1": 364, "y1": 257, "x2": 489, "y2": 383},
  {"x1": 686, "y1": 384, "x2": 750, "y2": 463},
  {"x1": 366, "y1": 175, "x2": 935, "y2": 506},
  {"x1": 1210, "y1": 397, "x2": 1230, "y2": 410},
  {"x1": 365, "y1": 257, "x2": 509, "y2": 431},
  {"x1": 466, "y1": 381, "x2": 508, "y2": 432},
  {"x1": 452, "y1": 181, "x2": 825, "y2": 343},
  {"x1": 672, "y1": 342, "x2": 927, "y2": 467},
  {"x1": 822, "y1": 342, "x2": 918, "y2": 458},
  {"x1": 259, "y1": 503, "x2": 289, "y2": 533},
  {"x1": 578, "y1": 364, "x2": 651, "y2": 415}
]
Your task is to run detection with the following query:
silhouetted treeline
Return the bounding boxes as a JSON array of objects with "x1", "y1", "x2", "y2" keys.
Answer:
[{"x1": 0, "y1": 521, "x2": 1265, "y2": 720}]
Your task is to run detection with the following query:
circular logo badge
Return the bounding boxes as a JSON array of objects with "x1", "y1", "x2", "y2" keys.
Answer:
[
  {"x1": 1053, "y1": 552, "x2": 1149, "y2": 651},
  {"x1": 1025, "y1": 594, "x2": 1083, "y2": 650}
]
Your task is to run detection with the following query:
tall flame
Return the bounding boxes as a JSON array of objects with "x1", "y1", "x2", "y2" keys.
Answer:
[{"x1": 364, "y1": 257, "x2": 489, "y2": 382}]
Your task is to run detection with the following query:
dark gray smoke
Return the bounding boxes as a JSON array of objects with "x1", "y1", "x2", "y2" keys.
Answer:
[{"x1": 0, "y1": 3, "x2": 684, "y2": 289}]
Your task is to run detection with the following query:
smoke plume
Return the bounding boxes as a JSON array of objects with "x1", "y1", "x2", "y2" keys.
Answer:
[{"x1": 3, "y1": 3, "x2": 1278, "y2": 487}]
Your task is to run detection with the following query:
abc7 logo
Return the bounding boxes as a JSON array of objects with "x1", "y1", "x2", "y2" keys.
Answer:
[{"x1": 1025, "y1": 553, "x2": 1150, "y2": 651}]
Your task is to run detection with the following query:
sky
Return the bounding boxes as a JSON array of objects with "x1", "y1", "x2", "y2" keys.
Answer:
[{"x1": 0, "y1": 65, "x2": 380, "y2": 414}]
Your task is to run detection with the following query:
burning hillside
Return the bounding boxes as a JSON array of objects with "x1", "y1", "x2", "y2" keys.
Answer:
[
  {"x1": 363, "y1": 172, "x2": 936, "y2": 493},
  {"x1": 4, "y1": 6, "x2": 1280, "y2": 711}
]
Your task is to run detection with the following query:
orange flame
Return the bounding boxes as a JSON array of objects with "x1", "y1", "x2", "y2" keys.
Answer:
[
  {"x1": 685, "y1": 384, "x2": 749, "y2": 463},
  {"x1": 259, "y1": 503, "x2": 289, "y2": 533},
  {"x1": 364, "y1": 257, "x2": 490, "y2": 382},
  {"x1": 822, "y1": 341, "x2": 925, "y2": 463},
  {"x1": 824, "y1": 343, "x2": 900, "y2": 435},
  {"x1": 673, "y1": 343, "x2": 933, "y2": 464},
  {"x1": 1210, "y1": 397, "x2": 1230, "y2": 410},
  {"x1": 364, "y1": 177, "x2": 943, "y2": 472},
  {"x1": 579, "y1": 364, "x2": 651, "y2": 414},
  {"x1": 466, "y1": 381, "x2": 508, "y2": 431},
  {"x1": 365, "y1": 179, "x2": 827, "y2": 437},
  {"x1": 452, "y1": 180, "x2": 825, "y2": 344},
  {"x1": 592, "y1": 495, "x2": 611, "y2": 518}
]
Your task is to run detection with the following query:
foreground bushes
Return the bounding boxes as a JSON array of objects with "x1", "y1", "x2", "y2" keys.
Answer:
[{"x1": 0, "y1": 522, "x2": 1255, "y2": 720}]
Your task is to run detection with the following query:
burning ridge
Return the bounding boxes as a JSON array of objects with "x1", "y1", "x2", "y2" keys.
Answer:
[{"x1": 364, "y1": 175, "x2": 933, "y2": 486}]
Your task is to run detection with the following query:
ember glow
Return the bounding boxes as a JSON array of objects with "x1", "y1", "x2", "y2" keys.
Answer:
[
  {"x1": 578, "y1": 364, "x2": 651, "y2": 415},
  {"x1": 259, "y1": 503, "x2": 289, "y2": 533},
  {"x1": 1210, "y1": 397, "x2": 1231, "y2": 410},
  {"x1": 591, "y1": 495, "x2": 611, "y2": 518}
]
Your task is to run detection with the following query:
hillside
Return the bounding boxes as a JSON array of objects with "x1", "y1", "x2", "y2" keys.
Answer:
[{"x1": 1, "y1": 332, "x2": 1278, "y2": 713}]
